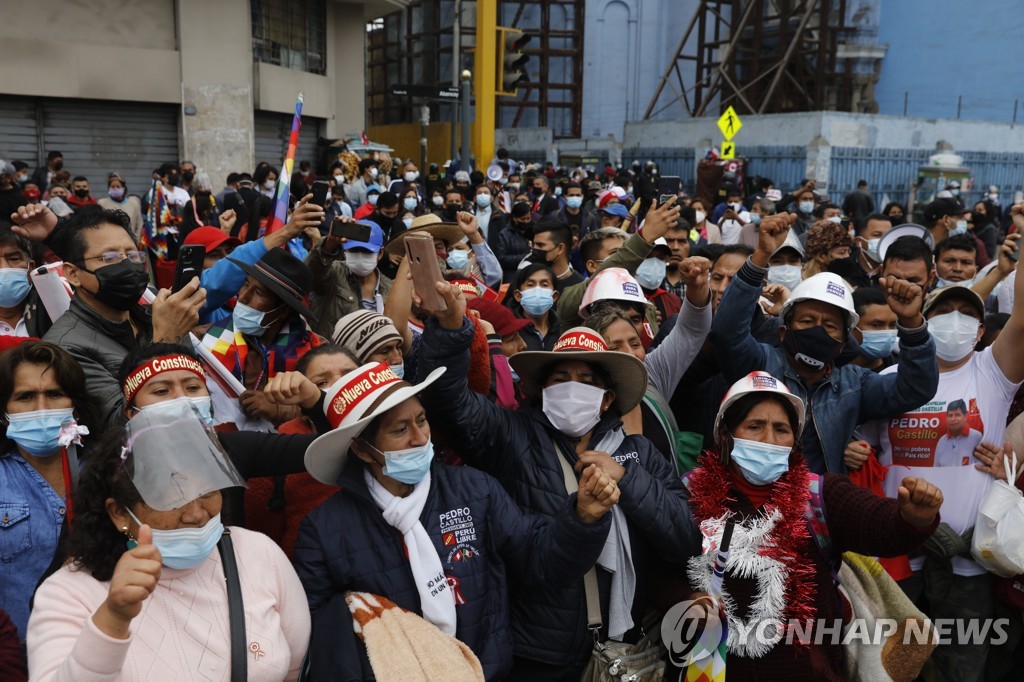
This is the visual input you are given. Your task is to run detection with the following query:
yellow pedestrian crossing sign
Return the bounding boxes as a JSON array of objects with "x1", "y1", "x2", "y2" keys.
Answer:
[
  {"x1": 721, "y1": 141, "x2": 736, "y2": 159},
  {"x1": 717, "y1": 106, "x2": 742, "y2": 141}
]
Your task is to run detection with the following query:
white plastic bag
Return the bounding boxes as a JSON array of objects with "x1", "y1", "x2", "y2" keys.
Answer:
[{"x1": 972, "y1": 456, "x2": 1024, "y2": 577}]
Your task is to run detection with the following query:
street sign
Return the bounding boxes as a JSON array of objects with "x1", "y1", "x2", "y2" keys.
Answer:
[
  {"x1": 390, "y1": 84, "x2": 460, "y2": 101},
  {"x1": 721, "y1": 141, "x2": 736, "y2": 159},
  {"x1": 717, "y1": 106, "x2": 742, "y2": 141}
]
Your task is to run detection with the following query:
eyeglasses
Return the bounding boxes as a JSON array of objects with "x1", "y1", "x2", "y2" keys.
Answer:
[{"x1": 81, "y1": 250, "x2": 147, "y2": 266}]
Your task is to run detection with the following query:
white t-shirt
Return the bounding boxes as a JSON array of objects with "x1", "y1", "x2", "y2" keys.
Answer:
[
  {"x1": 0, "y1": 317, "x2": 27, "y2": 336},
  {"x1": 147, "y1": 185, "x2": 191, "y2": 209},
  {"x1": 863, "y1": 347, "x2": 1022, "y2": 576},
  {"x1": 719, "y1": 213, "x2": 750, "y2": 245}
]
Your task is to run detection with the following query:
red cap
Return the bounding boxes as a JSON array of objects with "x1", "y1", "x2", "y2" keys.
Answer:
[
  {"x1": 467, "y1": 298, "x2": 531, "y2": 337},
  {"x1": 184, "y1": 226, "x2": 241, "y2": 251}
]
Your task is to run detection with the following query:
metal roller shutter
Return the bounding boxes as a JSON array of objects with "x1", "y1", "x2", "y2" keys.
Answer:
[
  {"x1": 254, "y1": 111, "x2": 323, "y2": 172},
  {"x1": 0, "y1": 98, "x2": 40, "y2": 167},
  {"x1": 40, "y1": 99, "x2": 179, "y2": 196}
]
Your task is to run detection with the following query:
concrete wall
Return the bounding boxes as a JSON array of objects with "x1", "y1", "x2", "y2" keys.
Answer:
[
  {"x1": 875, "y1": 0, "x2": 1024, "y2": 122},
  {"x1": 581, "y1": 0, "x2": 695, "y2": 139},
  {"x1": 0, "y1": 0, "x2": 383, "y2": 178}
]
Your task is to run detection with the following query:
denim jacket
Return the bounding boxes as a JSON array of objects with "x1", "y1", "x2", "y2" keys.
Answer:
[
  {"x1": 0, "y1": 452, "x2": 66, "y2": 644},
  {"x1": 709, "y1": 259, "x2": 939, "y2": 474}
]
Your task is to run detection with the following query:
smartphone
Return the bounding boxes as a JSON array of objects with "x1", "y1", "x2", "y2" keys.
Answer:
[
  {"x1": 405, "y1": 233, "x2": 448, "y2": 312},
  {"x1": 172, "y1": 245, "x2": 205, "y2": 293},
  {"x1": 311, "y1": 180, "x2": 330, "y2": 206},
  {"x1": 657, "y1": 176, "x2": 682, "y2": 205},
  {"x1": 330, "y1": 218, "x2": 372, "y2": 243}
]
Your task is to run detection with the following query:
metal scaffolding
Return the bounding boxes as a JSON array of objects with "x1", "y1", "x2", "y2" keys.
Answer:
[
  {"x1": 366, "y1": 0, "x2": 585, "y2": 138},
  {"x1": 644, "y1": 0, "x2": 857, "y2": 120}
]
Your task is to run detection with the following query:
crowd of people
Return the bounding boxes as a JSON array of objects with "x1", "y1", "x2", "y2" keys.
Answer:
[{"x1": 1, "y1": 147, "x2": 1023, "y2": 682}]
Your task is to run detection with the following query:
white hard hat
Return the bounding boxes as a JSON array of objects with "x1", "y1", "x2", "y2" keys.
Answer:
[
  {"x1": 778, "y1": 272, "x2": 859, "y2": 331},
  {"x1": 579, "y1": 267, "x2": 650, "y2": 318},
  {"x1": 714, "y1": 371, "x2": 806, "y2": 443}
]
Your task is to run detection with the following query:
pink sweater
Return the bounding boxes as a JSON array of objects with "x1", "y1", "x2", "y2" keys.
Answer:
[{"x1": 27, "y1": 527, "x2": 310, "y2": 681}]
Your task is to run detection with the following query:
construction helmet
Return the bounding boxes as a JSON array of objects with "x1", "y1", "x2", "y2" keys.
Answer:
[
  {"x1": 579, "y1": 267, "x2": 651, "y2": 319},
  {"x1": 714, "y1": 371, "x2": 806, "y2": 444},
  {"x1": 778, "y1": 272, "x2": 860, "y2": 331}
]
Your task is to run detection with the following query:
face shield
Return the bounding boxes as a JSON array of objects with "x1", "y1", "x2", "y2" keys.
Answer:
[{"x1": 123, "y1": 399, "x2": 245, "y2": 511}]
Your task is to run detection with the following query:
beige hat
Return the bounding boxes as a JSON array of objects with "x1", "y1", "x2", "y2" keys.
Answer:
[{"x1": 384, "y1": 214, "x2": 465, "y2": 257}]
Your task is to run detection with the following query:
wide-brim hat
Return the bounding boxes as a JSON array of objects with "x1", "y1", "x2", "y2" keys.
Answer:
[
  {"x1": 384, "y1": 214, "x2": 464, "y2": 257},
  {"x1": 509, "y1": 327, "x2": 648, "y2": 414},
  {"x1": 228, "y1": 248, "x2": 317, "y2": 321},
  {"x1": 305, "y1": 362, "x2": 447, "y2": 485}
]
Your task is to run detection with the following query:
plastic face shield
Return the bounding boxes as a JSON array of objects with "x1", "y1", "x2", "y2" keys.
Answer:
[{"x1": 123, "y1": 399, "x2": 246, "y2": 511}]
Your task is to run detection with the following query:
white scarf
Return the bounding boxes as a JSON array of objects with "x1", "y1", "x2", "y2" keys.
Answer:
[
  {"x1": 365, "y1": 469, "x2": 457, "y2": 635},
  {"x1": 591, "y1": 428, "x2": 636, "y2": 641}
]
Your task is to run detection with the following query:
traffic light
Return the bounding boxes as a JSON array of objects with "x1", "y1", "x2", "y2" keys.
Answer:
[{"x1": 497, "y1": 27, "x2": 531, "y2": 96}]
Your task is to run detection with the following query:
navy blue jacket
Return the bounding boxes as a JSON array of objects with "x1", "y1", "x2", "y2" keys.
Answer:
[
  {"x1": 416, "y1": 317, "x2": 700, "y2": 669},
  {"x1": 293, "y1": 458, "x2": 610, "y2": 681}
]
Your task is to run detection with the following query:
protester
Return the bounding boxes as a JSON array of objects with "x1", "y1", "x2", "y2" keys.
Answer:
[
  {"x1": 802, "y1": 219, "x2": 852, "y2": 279},
  {"x1": 0, "y1": 162, "x2": 28, "y2": 221},
  {"x1": 531, "y1": 218, "x2": 583, "y2": 292},
  {"x1": 505, "y1": 263, "x2": 560, "y2": 351},
  {"x1": 860, "y1": 229, "x2": 1024, "y2": 680},
  {"x1": 306, "y1": 217, "x2": 391, "y2": 338},
  {"x1": 96, "y1": 173, "x2": 143, "y2": 240},
  {"x1": 709, "y1": 213, "x2": 939, "y2": 474},
  {"x1": 27, "y1": 403, "x2": 310, "y2": 680},
  {"x1": 934, "y1": 233, "x2": 979, "y2": 288},
  {"x1": 495, "y1": 201, "x2": 533, "y2": 281},
  {"x1": 668, "y1": 371, "x2": 941, "y2": 679},
  {"x1": 9, "y1": 204, "x2": 205, "y2": 427},
  {"x1": 417, "y1": 281, "x2": 699, "y2": 678},
  {"x1": 0, "y1": 224, "x2": 51, "y2": 337},
  {"x1": 200, "y1": 249, "x2": 321, "y2": 425},
  {"x1": 279, "y1": 361, "x2": 617, "y2": 679},
  {"x1": 848, "y1": 286, "x2": 899, "y2": 372},
  {"x1": 65, "y1": 177, "x2": 96, "y2": 211},
  {"x1": 0, "y1": 342, "x2": 97, "y2": 647}
]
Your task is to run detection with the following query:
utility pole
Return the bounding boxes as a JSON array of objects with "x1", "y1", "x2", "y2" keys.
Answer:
[
  {"x1": 460, "y1": 70, "x2": 472, "y2": 172},
  {"x1": 473, "y1": 0, "x2": 497, "y2": 168}
]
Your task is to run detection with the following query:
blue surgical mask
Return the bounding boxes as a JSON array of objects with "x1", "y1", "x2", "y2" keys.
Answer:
[
  {"x1": 864, "y1": 237, "x2": 881, "y2": 262},
  {"x1": 950, "y1": 220, "x2": 968, "y2": 236},
  {"x1": 391, "y1": 362, "x2": 405, "y2": 379},
  {"x1": 798, "y1": 201, "x2": 814, "y2": 214},
  {"x1": 749, "y1": 213, "x2": 762, "y2": 226},
  {"x1": 635, "y1": 257, "x2": 667, "y2": 290},
  {"x1": 366, "y1": 439, "x2": 435, "y2": 484},
  {"x1": 446, "y1": 249, "x2": 470, "y2": 270},
  {"x1": 554, "y1": 187, "x2": 563, "y2": 197},
  {"x1": 566, "y1": 196, "x2": 584, "y2": 210},
  {"x1": 0, "y1": 268, "x2": 31, "y2": 307},
  {"x1": 476, "y1": 194, "x2": 492, "y2": 208},
  {"x1": 139, "y1": 396, "x2": 214, "y2": 427},
  {"x1": 232, "y1": 301, "x2": 278, "y2": 336},
  {"x1": 858, "y1": 329, "x2": 898, "y2": 359},
  {"x1": 520, "y1": 286, "x2": 555, "y2": 316},
  {"x1": 728, "y1": 437, "x2": 791, "y2": 485},
  {"x1": 127, "y1": 508, "x2": 223, "y2": 570},
  {"x1": 5, "y1": 407, "x2": 75, "y2": 456},
  {"x1": 403, "y1": 197, "x2": 418, "y2": 212}
]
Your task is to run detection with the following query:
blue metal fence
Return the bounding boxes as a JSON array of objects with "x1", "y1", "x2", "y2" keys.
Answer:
[{"x1": 829, "y1": 147, "x2": 931, "y2": 207}]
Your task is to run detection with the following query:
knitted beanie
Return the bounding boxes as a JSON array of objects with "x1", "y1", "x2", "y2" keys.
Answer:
[{"x1": 332, "y1": 310, "x2": 403, "y2": 363}]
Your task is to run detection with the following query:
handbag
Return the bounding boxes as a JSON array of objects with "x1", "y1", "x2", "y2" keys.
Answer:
[
  {"x1": 552, "y1": 439, "x2": 666, "y2": 682},
  {"x1": 971, "y1": 455, "x2": 1024, "y2": 577},
  {"x1": 218, "y1": 528, "x2": 248, "y2": 682}
]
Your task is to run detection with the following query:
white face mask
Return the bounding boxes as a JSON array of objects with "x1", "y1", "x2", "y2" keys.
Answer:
[
  {"x1": 345, "y1": 251, "x2": 378, "y2": 277},
  {"x1": 404, "y1": 171, "x2": 418, "y2": 182},
  {"x1": 798, "y1": 201, "x2": 814, "y2": 214},
  {"x1": 432, "y1": 195, "x2": 444, "y2": 207},
  {"x1": 827, "y1": 215, "x2": 842, "y2": 224},
  {"x1": 541, "y1": 381, "x2": 607, "y2": 437},
  {"x1": 928, "y1": 310, "x2": 980, "y2": 362},
  {"x1": 333, "y1": 174, "x2": 344, "y2": 184},
  {"x1": 368, "y1": 194, "x2": 379, "y2": 206},
  {"x1": 264, "y1": 179, "x2": 276, "y2": 190},
  {"x1": 694, "y1": 210, "x2": 706, "y2": 224},
  {"x1": 767, "y1": 264, "x2": 803, "y2": 290},
  {"x1": 369, "y1": 167, "x2": 379, "y2": 179}
]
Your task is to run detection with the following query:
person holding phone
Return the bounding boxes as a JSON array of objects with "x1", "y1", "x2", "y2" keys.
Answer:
[{"x1": 305, "y1": 217, "x2": 393, "y2": 339}]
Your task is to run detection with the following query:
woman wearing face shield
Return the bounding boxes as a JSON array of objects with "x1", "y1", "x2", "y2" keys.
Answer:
[
  {"x1": 672, "y1": 371, "x2": 943, "y2": 680},
  {"x1": 26, "y1": 402, "x2": 311, "y2": 680},
  {"x1": 415, "y1": 280, "x2": 699, "y2": 679},
  {"x1": 116, "y1": 343, "x2": 324, "y2": 527},
  {"x1": 264, "y1": 361, "x2": 618, "y2": 680}
]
